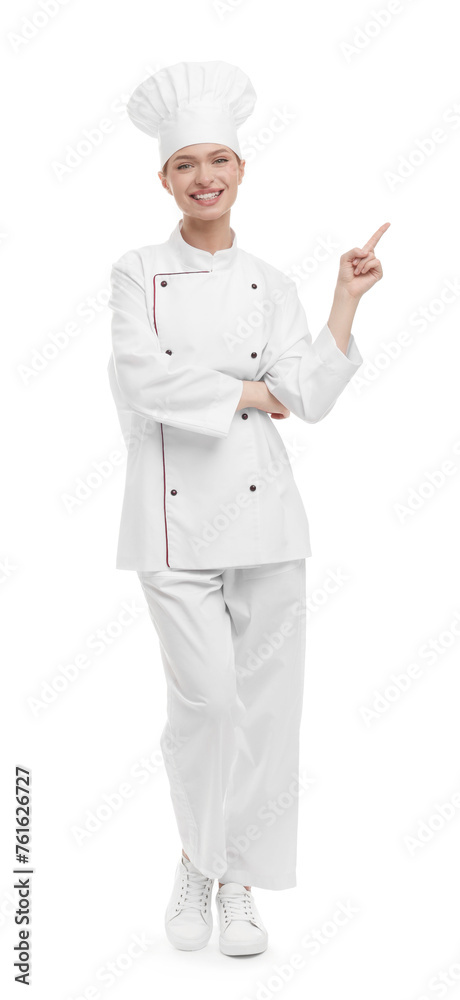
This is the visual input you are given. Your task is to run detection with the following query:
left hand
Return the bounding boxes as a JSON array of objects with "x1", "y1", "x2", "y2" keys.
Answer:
[{"x1": 336, "y1": 222, "x2": 391, "y2": 299}]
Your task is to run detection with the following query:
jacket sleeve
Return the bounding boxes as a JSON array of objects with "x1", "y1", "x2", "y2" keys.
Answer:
[
  {"x1": 262, "y1": 278, "x2": 364, "y2": 423},
  {"x1": 108, "y1": 250, "x2": 244, "y2": 438}
]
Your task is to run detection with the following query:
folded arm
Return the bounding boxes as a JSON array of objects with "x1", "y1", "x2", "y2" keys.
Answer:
[
  {"x1": 108, "y1": 250, "x2": 244, "y2": 438},
  {"x1": 261, "y1": 278, "x2": 364, "y2": 423}
]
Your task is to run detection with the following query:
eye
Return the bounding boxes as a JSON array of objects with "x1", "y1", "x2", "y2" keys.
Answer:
[{"x1": 177, "y1": 157, "x2": 229, "y2": 170}]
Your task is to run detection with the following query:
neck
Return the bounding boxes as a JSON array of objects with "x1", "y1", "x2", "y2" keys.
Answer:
[{"x1": 180, "y1": 212, "x2": 233, "y2": 254}]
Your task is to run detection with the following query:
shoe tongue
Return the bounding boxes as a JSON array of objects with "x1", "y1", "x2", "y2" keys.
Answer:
[{"x1": 220, "y1": 882, "x2": 248, "y2": 895}]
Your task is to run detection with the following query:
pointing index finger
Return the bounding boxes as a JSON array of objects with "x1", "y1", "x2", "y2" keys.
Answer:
[{"x1": 361, "y1": 222, "x2": 391, "y2": 253}]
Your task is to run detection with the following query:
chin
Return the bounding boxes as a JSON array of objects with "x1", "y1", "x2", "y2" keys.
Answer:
[{"x1": 184, "y1": 203, "x2": 229, "y2": 218}]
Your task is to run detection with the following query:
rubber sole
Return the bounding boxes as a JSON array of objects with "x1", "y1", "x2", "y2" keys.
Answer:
[
  {"x1": 219, "y1": 931, "x2": 268, "y2": 956},
  {"x1": 165, "y1": 912, "x2": 213, "y2": 951}
]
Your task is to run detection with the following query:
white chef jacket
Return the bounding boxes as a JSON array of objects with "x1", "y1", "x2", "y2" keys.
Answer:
[{"x1": 107, "y1": 220, "x2": 364, "y2": 570}]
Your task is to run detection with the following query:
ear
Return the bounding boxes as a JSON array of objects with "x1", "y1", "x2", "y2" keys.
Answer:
[{"x1": 157, "y1": 171, "x2": 171, "y2": 193}]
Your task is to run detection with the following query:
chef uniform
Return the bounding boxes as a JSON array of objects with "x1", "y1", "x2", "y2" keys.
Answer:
[{"x1": 108, "y1": 61, "x2": 364, "y2": 889}]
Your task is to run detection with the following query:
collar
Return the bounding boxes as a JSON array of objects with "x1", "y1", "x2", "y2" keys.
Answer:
[{"x1": 168, "y1": 219, "x2": 238, "y2": 272}]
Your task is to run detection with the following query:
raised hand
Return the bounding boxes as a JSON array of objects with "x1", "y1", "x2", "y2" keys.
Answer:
[{"x1": 336, "y1": 222, "x2": 391, "y2": 299}]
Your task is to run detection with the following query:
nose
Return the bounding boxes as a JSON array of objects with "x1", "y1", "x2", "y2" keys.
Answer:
[{"x1": 194, "y1": 165, "x2": 214, "y2": 185}]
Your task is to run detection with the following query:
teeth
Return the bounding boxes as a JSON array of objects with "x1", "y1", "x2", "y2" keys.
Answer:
[{"x1": 192, "y1": 191, "x2": 222, "y2": 200}]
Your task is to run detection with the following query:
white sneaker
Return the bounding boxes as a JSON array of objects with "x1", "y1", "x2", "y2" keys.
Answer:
[
  {"x1": 165, "y1": 855, "x2": 214, "y2": 951},
  {"x1": 215, "y1": 882, "x2": 268, "y2": 956}
]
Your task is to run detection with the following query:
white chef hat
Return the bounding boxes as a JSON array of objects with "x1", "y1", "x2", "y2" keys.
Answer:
[{"x1": 126, "y1": 60, "x2": 257, "y2": 169}]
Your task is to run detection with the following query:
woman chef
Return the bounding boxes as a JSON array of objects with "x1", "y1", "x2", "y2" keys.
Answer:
[{"x1": 107, "y1": 60, "x2": 389, "y2": 958}]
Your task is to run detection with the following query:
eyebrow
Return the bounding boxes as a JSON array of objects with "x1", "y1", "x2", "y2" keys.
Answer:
[{"x1": 172, "y1": 148, "x2": 230, "y2": 163}]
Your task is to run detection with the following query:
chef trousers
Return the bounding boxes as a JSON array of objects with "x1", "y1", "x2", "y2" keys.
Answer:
[{"x1": 136, "y1": 558, "x2": 307, "y2": 890}]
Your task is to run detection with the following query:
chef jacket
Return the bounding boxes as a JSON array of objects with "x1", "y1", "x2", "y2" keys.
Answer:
[{"x1": 107, "y1": 220, "x2": 364, "y2": 570}]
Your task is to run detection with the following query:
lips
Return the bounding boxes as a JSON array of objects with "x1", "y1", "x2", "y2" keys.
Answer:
[{"x1": 190, "y1": 190, "x2": 224, "y2": 204}]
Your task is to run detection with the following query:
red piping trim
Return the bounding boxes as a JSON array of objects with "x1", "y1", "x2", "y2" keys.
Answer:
[{"x1": 153, "y1": 270, "x2": 210, "y2": 568}]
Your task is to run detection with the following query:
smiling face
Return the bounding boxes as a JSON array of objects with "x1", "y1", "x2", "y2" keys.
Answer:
[{"x1": 158, "y1": 143, "x2": 245, "y2": 222}]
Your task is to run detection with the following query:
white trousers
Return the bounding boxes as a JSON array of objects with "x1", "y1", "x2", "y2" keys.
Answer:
[{"x1": 137, "y1": 558, "x2": 307, "y2": 890}]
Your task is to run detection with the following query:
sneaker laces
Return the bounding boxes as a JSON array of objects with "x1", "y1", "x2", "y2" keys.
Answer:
[
  {"x1": 179, "y1": 867, "x2": 211, "y2": 911},
  {"x1": 220, "y1": 888, "x2": 256, "y2": 926}
]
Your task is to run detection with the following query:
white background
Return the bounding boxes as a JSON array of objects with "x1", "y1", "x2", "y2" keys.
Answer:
[{"x1": 1, "y1": 0, "x2": 460, "y2": 997}]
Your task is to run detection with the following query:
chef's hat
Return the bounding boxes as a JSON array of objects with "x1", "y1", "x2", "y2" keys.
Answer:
[{"x1": 126, "y1": 60, "x2": 257, "y2": 169}]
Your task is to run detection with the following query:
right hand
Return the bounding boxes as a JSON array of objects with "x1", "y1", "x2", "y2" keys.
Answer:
[
  {"x1": 238, "y1": 380, "x2": 290, "y2": 419},
  {"x1": 264, "y1": 386, "x2": 290, "y2": 420}
]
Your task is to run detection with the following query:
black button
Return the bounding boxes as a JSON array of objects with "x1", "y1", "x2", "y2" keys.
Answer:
[
  {"x1": 251, "y1": 352, "x2": 257, "y2": 358},
  {"x1": 166, "y1": 349, "x2": 172, "y2": 355},
  {"x1": 242, "y1": 412, "x2": 248, "y2": 420},
  {"x1": 160, "y1": 280, "x2": 167, "y2": 287},
  {"x1": 251, "y1": 283, "x2": 257, "y2": 289},
  {"x1": 170, "y1": 489, "x2": 177, "y2": 495},
  {"x1": 249, "y1": 484, "x2": 256, "y2": 491}
]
